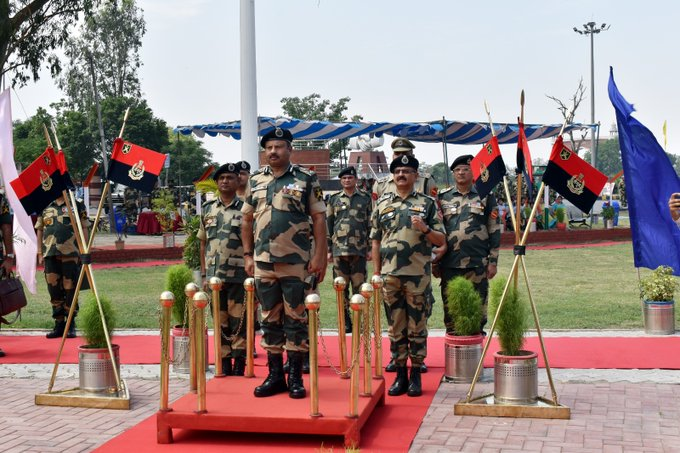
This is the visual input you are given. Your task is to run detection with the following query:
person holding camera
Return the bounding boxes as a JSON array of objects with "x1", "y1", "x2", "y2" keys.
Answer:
[{"x1": 669, "y1": 193, "x2": 680, "y2": 227}]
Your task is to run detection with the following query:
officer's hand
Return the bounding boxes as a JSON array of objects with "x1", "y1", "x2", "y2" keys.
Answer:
[
  {"x1": 327, "y1": 252, "x2": 332, "y2": 261},
  {"x1": 1, "y1": 259, "x2": 13, "y2": 275},
  {"x1": 669, "y1": 193, "x2": 680, "y2": 221},
  {"x1": 487, "y1": 263, "x2": 498, "y2": 280},
  {"x1": 37, "y1": 252, "x2": 44, "y2": 266},
  {"x1": 308, "y1": 253, "x2": 327, "y2": 284},
  {"x1": 245, "y1": 256, "x2": 254, "y2": 277},
  {"x1": 410, "y1": 215, "x2": 426, "y2": 232},
  {"x1": 432, "y1": 245, "x2": 446, "y2": 263},
  {"x1": 366, "y1": 250, "x2": 372, "y2": 261}
]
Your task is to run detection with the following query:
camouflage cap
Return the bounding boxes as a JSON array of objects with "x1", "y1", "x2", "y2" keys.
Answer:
[
  {"x1": 236, "y1": 160, "x2": 251, "y2": 173},
  {"x1": 389, "y1": 154, "x2": 419, "y2": 173},
  {"x1": 450, "y1": 154, "x2": 474, "y2": 170},
  {"x1": 338, "y1": 166, "x2": 357, "y2": 178},
  {"x1": 391, "y1": 138, "x2": 416, "y2": 153},
  {"x1": 260, "y1": 128, "x2": 293, "y2": 147},
  {"x1": 213, "y1": 163, "x2": 239, "y2": 180}
]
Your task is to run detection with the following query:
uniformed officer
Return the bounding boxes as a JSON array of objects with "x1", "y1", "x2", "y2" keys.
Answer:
[
  {"x1": 372, "y1": 137, "x2": 437, "y2": 374},
  {"x1": 198, "y1": 163, "x2": 247, "y2": 375},
  {"x1": 326, "y1": 166, "x2": 372, "y2": 332},
  {"x1": 435, "y1": 154, "x2": 501, "y2": 334},
  {"x1": 0, "y1": 190, "x2": 15, "y2": 357},
  {"x1": 235, "y1": 160, "x2": 251, "y2": 200},
  {"x1": 371, "y1": 154, "x2": 446, "y2": 397},
  {"x1": 36, "y1": 196, "x2": 90, "y2": 339},
  {"x1": 123, "y1": 186, "x2": 139, "y2": 236},
  {"x1": 242, "y1": 128, "x2": 328, "y2": 399}
]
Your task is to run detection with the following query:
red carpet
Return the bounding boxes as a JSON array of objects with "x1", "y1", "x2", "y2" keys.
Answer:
[{"x1": 2, "y1": 334, "x2": 680, "y2": 369}]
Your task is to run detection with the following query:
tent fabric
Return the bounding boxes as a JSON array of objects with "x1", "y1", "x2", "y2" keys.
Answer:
[{"x1": 173, "y1": 117, "x2": 587, "y2": 145}]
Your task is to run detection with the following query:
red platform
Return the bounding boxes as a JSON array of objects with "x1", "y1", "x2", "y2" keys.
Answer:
[{"x1": 157, "y1": 368, "x2": 386, "y2": 448}]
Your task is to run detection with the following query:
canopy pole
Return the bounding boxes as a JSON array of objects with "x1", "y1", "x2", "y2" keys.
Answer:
[
  {"x1": 240, "y1": 0, "x2": 259, "y2": 168},
  {"x1": 441, "y1": 116, "x2": 451, "y2": 187}
]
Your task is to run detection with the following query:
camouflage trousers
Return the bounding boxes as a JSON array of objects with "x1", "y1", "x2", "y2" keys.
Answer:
[
  {"x1": 382, "y1": 274, "x2": 430, "y2": 367},
  {"x1": 254, "y1": 261, "x2": 309, "y2": 354},
  {"x1": 384, "y1": 279, "x2": 433, "y2": 361},
  {"x1": 440, "y1": 267, "x2": 488, "y2": 333},
  {"x1": 332, "y1": 255, "x2": 367, "y2": 321},
  {"x1": 44, "y1": 256, "x2": 80, "y2": 320},
  {"x1": 213, "y1": 282, "x2": 247, "y2": 358}
]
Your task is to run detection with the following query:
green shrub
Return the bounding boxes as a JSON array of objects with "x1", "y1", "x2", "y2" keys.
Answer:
[
  {"x1": 182, "y1": 215, "x2": 201, "y2": 270},
  {"x1": 79, "y1": 294, "x2": 116, "y2": 349},
  {"x1": 488, "y1": 277, "x2": 529, "y2": 355},
  {"x1": 601, "y1": 205, "x2": 615, "y2": 220},
  {"x1": 445, "y1": 277, "x2": 482, "y2": 336},
  {"x1": 166, "y1": 264, "x2": 194, "y2": 327},
  {"x1": 640, "y1": 266, "x2": 678, "y2": 301},
  {"x1": 555, "y1": 207, "x2": 566, "y2": 223},
  {"x1": 195, "y1": 179, "x2": 217, "y2": 194}
]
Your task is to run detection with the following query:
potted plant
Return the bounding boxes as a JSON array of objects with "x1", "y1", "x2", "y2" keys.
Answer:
[
  {"x1": 640, "y1": 266, "x2": 677, "y2": 335},
  {"x1": 152, "y1": 188, "x2": 177, "y2": 247},
  {"x1": 601, "y1": 204, "x2": 615, "y2": 229},
  {"x1": 554, "y1": 207, "x2": 567, "y2": 231},
  {"x1": 78, "y1": 294, "x2": 119, "y2": 393},
  {"x1": 182, "y1": 215, "x2": 202, "y2": 283},
  {"x1": 166, "y1": 264, "x2": 194, "y2": 373},
  {"x1": 488, "y1": 277, "x2": 537, "y2": 405},
  {"x1": 443, "y1": 277, "x2": 484, "y2": 383}
]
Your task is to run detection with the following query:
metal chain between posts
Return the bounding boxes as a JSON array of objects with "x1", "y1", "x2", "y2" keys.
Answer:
[
  {"x1": 207, "y1": 291, "x2": 247, "y2": 343},
  {"x1": 317, "y1": 309, "x2": 362, "y2": 378},
  {"x1": 362, "y1": 293, "x2": 373, "y2": 363},
  {"x1": 157, "y1": 304, "x2": 174, "y2": 365}
]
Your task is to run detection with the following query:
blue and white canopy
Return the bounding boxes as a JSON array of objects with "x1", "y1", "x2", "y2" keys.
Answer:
[{"x1": 174, "y1": 117, "x2": 588, "y2": 145}]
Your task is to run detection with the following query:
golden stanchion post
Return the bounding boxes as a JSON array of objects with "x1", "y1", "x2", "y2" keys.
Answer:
[
  {"x1": 244, "y1": 277, "x2": 256, "y2": 378},
  {"x1": 193, "y1": 291, "x2": 209, "y2": 414},
  {"x1": 371, "y1": 275, "x2": 384, "y2": 379},
  {"x1": 305, "y1": 293, "x2": 322, "y2": 417},
  {"x1": 359, "y1": 283, "x2": 373, "y2": 396},
  {"x1": 333, "y1": 277, "x2": 348, "y2": 376},
  {"x1": 159, "y1": 291, "x2": 174, "y2": 412},
  {"x1": 347, "y1": 294, "x2": 365, "y2": 418},
  {"x1": 209, "y1": 277, "x2": 224, "y2": 377},
  {"x1": 184, "y1": 282, "x2": 199, "y2": 392}
]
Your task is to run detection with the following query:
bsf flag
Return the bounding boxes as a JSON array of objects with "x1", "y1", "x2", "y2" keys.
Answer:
[
  {"x1": 10, "y1": 147, "x2": 66, "y2": 215},
  {"x1": 471, "y1": 136, "x2": 506, "y2": 199},
  {"x1": 107, "y1": 138, "x2": 166, "y2": 193},
  {"x1": 56, "y1": 150, "x2": 75, "y2": 189},
  {"x1": 542, "y1": 136, "x2": 608, "y2": 213}
]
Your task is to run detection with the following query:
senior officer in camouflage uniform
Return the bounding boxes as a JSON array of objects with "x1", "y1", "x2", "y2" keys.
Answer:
[
  {"x1": 435, "y1": 154, "x2": 501, "y2": 334},
  {"x1": 36, "y1": 196, "x2": 90, "y2": 339},
  {"x1": 242, "y1": 127, "x2": 328, "y2": 399},
  {"x1": 326, "y1": 166, "x2": 372, "y2": 333},
  {"x1": 371, "y1": 154, "x2": 446, "y2": 397},
  {"x1": 198, "y1": 163, "x2": 248, "y2": 376},
  {"x1": 0, "y1": 191, "x2": 15, "y2": 357}
]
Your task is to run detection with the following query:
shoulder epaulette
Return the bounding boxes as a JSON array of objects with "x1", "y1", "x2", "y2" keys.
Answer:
[
  {"x1": 377, "y1": 175, "x2": 390, "y2": 184},
  {"x1": 438, "y1": 186, "x2": 454, "y2": 196},
  {"x1": 202, "y1": 198, "x2": 217, "y2": 208},
  {"x1": 252, "y1": 167, "x2": 267, "y2": 176},
  {"x1": 376, "y1": 192, "x2": 393, "y2": 204},
  {"x1": 292, "y1": 165, "x2": 313, "y2": 176}
]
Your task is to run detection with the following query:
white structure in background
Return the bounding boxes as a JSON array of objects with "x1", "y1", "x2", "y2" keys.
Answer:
[{"x1": 347, "y1": 134, "x2": 386, "y2": 178}]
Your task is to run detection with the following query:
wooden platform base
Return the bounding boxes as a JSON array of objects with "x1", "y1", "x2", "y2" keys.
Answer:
[
  {"x1": 454, "y1": 393, "x2": 570, "y2": 419},
  {"x1": 35, "y1": 380, "x2": 131, "y2": 410},
  {"x1": 157, "y1": 369, "x2": 385, "y2": 448}
]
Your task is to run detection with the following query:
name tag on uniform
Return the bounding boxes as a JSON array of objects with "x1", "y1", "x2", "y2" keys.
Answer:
[
  {"x1": 471, "y1": 201, "x2": 484, "y2": 215},
  {"x1": 409, "y1": 206, "x2": 426, "y2": 218},
  {"x1": 282, "y1": 184, "x2": 304, "y2": 198},
  {"x1": 442, "y1": 203, "x2": 458, "y2": 215}
]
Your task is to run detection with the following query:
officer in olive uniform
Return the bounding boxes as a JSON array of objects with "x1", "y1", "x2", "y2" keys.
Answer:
[
  {"x1": 372, "y1": 137, "x2": 437, "y2": 374},
  {"x1": 36, "y1": 196, "x2": 90, "y2": 339},
  {"x1": 235, "y1": 160, "x2": 251, "y2": 200},
  {"x1": 242, "y1": 128, "x2": 328, "y2": 399},
  {"x1": 0, "y1": 191, "x2": 15, "y2": 357},
  {"x1": 371, "y1": 154, "x2": 446, "y2": 397},
  {"x1": 326, "y1": 166, "x2": 372, "y2": 332},
  {"x1": 435, "y1": 154, "x2": 501, "y2": 334},
  {"x1": 198, "y1": 163, "x2": 248, "y2": 375}
]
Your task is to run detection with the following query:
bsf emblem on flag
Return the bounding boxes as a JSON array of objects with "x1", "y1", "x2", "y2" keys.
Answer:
[
  {"x1": 560, "y1": 147, "x2": 572, "y2": 161},
  {"x1": 122, "y1": 144, "x2": 132, "y2": 155},
  {"x1": 486, "y1": 143, "x2": 493, "y2": 155},
  {"x1": 43, "y1": 154, "x2": 51, "y2": 166},
  {"x1": 479, "y1": 162, "x2": 489, "y2": 183},
  {"x1": 129, "y1": 160, "x2": 145, "y2": 180},
  {"x1": 40, "y1": 169, "x2": 53, "y2": 191},
  {"x1": 567, "y1": 173, "x2": 585, "y2": 195}
]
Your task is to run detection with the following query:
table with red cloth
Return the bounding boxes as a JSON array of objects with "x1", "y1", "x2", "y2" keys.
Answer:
[{"x1": 135, "y1": 212, "x2": 182, "y2": 235}]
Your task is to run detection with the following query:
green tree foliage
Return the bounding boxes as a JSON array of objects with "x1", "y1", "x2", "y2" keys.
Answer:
[
  {"x1": 489, "y1": 277, "x2": 529, "y2": 355},
  {"x1": 165, "y1": 264, "x2": 193, "y2": 327},
  {"x1": 12, "y1": 106, "x2": 53, "y2": 169},
  {"x1": 80, "y1": 293, "x2": 116, "y2": 348},
  {"x1": 445, "y1": 277, "x2": 482, "y2": 336},
  {"x1": 161, "y1": 131, "x2": 215, "y2": 187},
  {"x1": 430, "y1": 162, "x2": 449, "y2": 188},
  {"x1": 583, "y1": 138, "x2": 622, "y2": 178},
  {"x1": 0, "y1": 0, "x2": 96, "y2": 87}
]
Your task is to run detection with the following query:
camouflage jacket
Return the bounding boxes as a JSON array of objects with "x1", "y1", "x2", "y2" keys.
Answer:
[
  {"x1": 197, "y1": 196, "x2": 246, "y2": 283},
  {"x1": 371, "y1": 171, "x2": 438, "y2": 203},
  {"x1": 35, "y1": 198, "x2": 90, "y2": 257},
  {"x1": 437, "y1": 185, "x2": 500, "y2": 269},
  {"x1": 370, "y1": 191, "x2": 444, "y2": 276},
  {"x1": 242, "y1": 164, "x2": 326, "y2": 264},
  {"x1": 326, "y1": 188, "x2": 372, "y2": 257}
]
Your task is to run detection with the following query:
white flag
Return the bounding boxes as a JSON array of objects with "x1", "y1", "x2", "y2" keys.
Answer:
[{"x1": 0, "y1": 88, "x2": 38, "y2": 293}]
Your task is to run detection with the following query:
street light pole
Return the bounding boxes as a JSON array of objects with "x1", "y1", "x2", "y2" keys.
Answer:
[{"x1": 573, "y1": 21, "x2": 610, "y2": 170}]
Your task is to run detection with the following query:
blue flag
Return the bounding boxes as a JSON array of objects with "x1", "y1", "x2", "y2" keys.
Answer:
[{"x1": 608, "y1": 68, "x2": 680, "y2": 275}]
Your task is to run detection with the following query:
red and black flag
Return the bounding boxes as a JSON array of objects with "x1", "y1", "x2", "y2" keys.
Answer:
[
  {"x1": 10, "y1": 147, "x2": 66, "y2": 215},
  {"x1": 56, "y1": 150, "x2": 75, "y2": 189},
  {"x1": 471, "y1": 136, "x2": 506, "y2": 199},
  {"x1": 193, "y1": 165, "x2": 215, "y2": 184},
  {"x1": 83, "y1": 162, "x2": 100, "y2": 188},
  {"x1": 107, "y1": 138, "x2": 166, "y2": 193},
  {"x1": 542, "y1": 136, "x2": 608, "y2": 213},
  {"x1": 516, "y1": 121, "x2": 533, "y2": 183}
]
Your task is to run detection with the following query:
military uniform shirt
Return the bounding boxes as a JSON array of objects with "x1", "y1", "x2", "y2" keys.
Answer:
[
  {"x1": 370, "y1": 191, "x2": 444, "y2": 276},
  {"x1": 326, "y1": 189, "x2": 372, "y2": 257},
  {"x1": 437, "y1": 185, "x2": 500, "y2": 269},
  {"x1": 197, "y1": 196, "x2": 247, "y2": 283},
  {"x1": 35, "y1": 199, "x2": 90, "y2": 257},
  {"x1": 242, "y1": 164, "x2": 326, "y2": 264},
  {"x1": 372, "y1": 172, "x2": 438, "y2": 202}
]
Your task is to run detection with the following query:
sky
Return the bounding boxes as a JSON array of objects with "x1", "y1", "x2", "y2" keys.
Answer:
[{"x1": 9, "y1": 0, "x2": 680, "y2": 172}]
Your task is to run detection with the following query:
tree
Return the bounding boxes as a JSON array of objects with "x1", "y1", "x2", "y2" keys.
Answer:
[
  {"x1": 0, "y1": 0, "x2": 96, "y2": 87},
  {"x1": 12, "y1": 106, "x2": 53, "y2": 168},
  {"x1": 161, "y1": 131, "x2": 215, "y2": 186},
  {"x1": 546, "y1": 78, "x2": 588, "y2": 154},
  {"x1": 429, "y1": 162, "x2": 449, "y2": 188},
  {"x1": 583, "y1": 138, "x2": 622, "y2": 178}
]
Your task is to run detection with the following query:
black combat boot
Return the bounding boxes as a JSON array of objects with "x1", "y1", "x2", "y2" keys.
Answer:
[
  {"x1": 254, "y1": 353, "x2": 288, "y2": 397},
  {"x1": 232, "y1": 356, "x2": 246, "y2": 376},
  {"x1": 388, "y1": 366, "x2": 409, "y2": 396},
  {"x1": 221, "y1": 357, "x2": 233, "y2": 375},
  {"x1": 385, "y1": 357, "x2": 397, "y2": 372},
  {"x1": 407, "y1": 366, "x2": 422, "y2": 397},
  {"x1": 420, "y1": 362, "x2": 428, "y2": 373},
  {"x1": 46, "y1": 320, "x2": 66, "y2": 339},
  {"x1": 287, "y1": 351, "x2": 306, "y2": 399},
  {"x1": 302, "y1": 351, "x2": 310, "y2": 374},
  {"x1": 344, "y1": 310, "x2": 352, "y2": 334},
  {"x1": 66, "y1": 320, "x2": 76, "y2": 339},
  {"x1": 283, "y1": 354, "x2": 290, "y2": 373}
]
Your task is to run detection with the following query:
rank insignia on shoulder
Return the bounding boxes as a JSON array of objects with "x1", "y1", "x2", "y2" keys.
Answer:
[{"x1": 314, "y1": 186, "x2": 324, "y2": 201}]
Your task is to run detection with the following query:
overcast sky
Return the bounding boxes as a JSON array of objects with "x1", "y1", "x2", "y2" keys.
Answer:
[{"x1": 9, "y1": 0, "x2": 680, "y2": 171}]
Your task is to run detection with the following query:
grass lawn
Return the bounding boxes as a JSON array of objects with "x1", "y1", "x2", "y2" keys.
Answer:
[{"x1": 11, "y1": 242, "x2": 672, "y2": 331}]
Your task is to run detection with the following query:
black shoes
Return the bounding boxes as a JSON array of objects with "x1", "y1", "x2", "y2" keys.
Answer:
[
  {"x1": 420, "y1": 362, "x2": 428, "y2": 373},
  {"x1": 254, "y1": 353, "x2": 288, "y2": 397},
  {"x1": 232, "y1": 356, "x2": 246, "y2": 376},
  {"x1": 66, "y1": 320, "x2": 76, "y2": 339},
  {"x1": 388, "y1": 366, "x2": 409, "y2": 396},
  {"x1": 221, "y1": 357, "x2": 233, "y2": 375},
  {"x1": 385, "y1": 358, "x2": 397, "y2": 372},
  {"x1": 287, "y1": 352, "x2": 306, "y2": 399},
  {"x1": 46, "y1": 320, "x2": 66, "y2": 339},
  {"x1": 407, "y1": 366, "x2": 422, "y2": 397}
]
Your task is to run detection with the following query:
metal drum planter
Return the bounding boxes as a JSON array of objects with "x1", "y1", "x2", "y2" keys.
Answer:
[
  {"x1": 79, "y1": 344, "x2": 120, "y2": 393},
  {"x1": 171, "y1": 326, "x2": 209, "y2": 373},
  {"x1": 643, "y1": 300, "x2": 675, "y2": 335},
  {"x1": 444, "y1": 333, "x2": 484, "y2": 383},
  {"x1": 493, "y1": 350, "x2": 538, "y2": 405}
]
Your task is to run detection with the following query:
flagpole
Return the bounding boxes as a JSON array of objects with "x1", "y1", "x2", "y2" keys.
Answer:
[
  {"x1": 441, "y1": 116, "x2": 451, "y2": 187},
  {"x1": 515, "y1": 91, "x2": 525, "y2": 254}
]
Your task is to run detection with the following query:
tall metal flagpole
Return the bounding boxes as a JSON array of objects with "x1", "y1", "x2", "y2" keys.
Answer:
[
  {"x1": 441, "y1": 116, "x2": 451, "y2": 187},
  {"x1": 240, "y1": 0, "x2": 259, "y2": 167}
]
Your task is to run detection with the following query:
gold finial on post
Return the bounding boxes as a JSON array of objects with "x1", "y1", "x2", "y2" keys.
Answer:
[
  {"x1": 243, "y1": 277, "x2": 256, "y2": 378},
  {"x1": 305, "y1": 293, "x2": 322, "y2": 417},
  {"x1": 371, "y1": 274, "x2": 384, "y2": 378},
  {"x1": 333, "y1": 277, "x2": 348, "y2": 375},
  {"x1": 159, "y1": 291, "x2": 174, "y2": 412},
  {"x1": 359, "y1": 283, "x2": 373, "y2": 396},
  {"x1": 192, "y1": 291, "x2": 209, "y2": 414},
  {"x1": 347, "y1": 294, "x2": 365, "y2": 418},
  {"x1": 209, "y1": 277, "x2": 224, "y2": 377}
]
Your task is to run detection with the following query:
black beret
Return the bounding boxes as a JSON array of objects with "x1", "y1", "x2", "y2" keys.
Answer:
[
  {"x1": 450, "y1": 154, "x2": 474, "y2": 170},
  {"x1": 338, "y1": 166, "x2": 357, "y2": 178},
  {"x1": 391, "y1": 138, "x2": 416, "y2": 153},
  {"x1": 260, "y1": 128, "x2": 293, "y2": 148},
  {"x1": 236, "y1": 160, "x2": 251, "y2": 173},
  {"x1": 213, "y1": 163, "x2": 239, "y2": 180},
  {"x1": 390, "y1": 154, "x2": 419, "y2": 173}
]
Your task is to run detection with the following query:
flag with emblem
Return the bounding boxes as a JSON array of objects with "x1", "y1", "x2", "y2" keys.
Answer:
[
  {"x1": 516, "y1": 121, "x2": 533, "y2": 183},
  {"x1": 10, "y1": 147, "x2": 67, "y2": 215},
  {"x1": 471, "y1": 136, "x2": 506, "y2": 199},
  {"x1": 107, "y1": 138, "x2": 166, "y2": 193},
  {"x1": 56, "y1": 150, "x2": 75, "y2": 189},
  {"x1": 542, "y1": 136, "x2": 607, "y2": 213}
]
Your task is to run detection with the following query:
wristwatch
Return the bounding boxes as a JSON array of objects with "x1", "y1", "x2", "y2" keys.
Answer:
[{"x1": 4, "y1": 253, "x2": 14, "y2": 259}]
